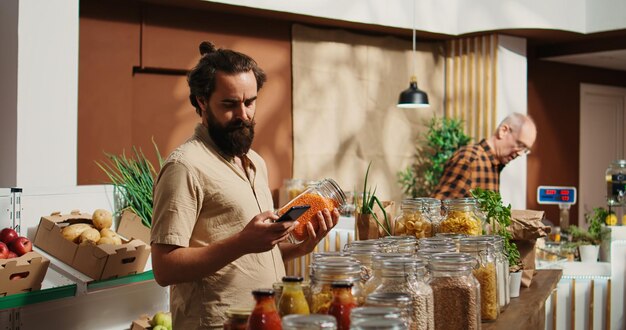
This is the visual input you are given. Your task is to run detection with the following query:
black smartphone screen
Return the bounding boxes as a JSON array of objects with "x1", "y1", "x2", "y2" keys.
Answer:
[{"x1": 275, "y1": 205, "x2": 311, "y2": 222}]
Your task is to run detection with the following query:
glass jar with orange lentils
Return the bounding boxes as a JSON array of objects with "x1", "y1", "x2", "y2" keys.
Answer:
[{"x1": 277, "y1": 178, "x2": 347, "y2": 243}]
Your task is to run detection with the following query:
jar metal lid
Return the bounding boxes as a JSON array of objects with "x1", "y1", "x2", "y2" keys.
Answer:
[
  {"x1": 282, "y1": 276, "x2": 304, "y2": 282},
  {"x1": 282, "y1": 314, "x2": 337, "y2": 328},
  {"x1": 251, "y1": 289, "x2": 275, "y2": 296},
  {"x1": 350, "y1": 306, "x2": 402, "y2": 320}
]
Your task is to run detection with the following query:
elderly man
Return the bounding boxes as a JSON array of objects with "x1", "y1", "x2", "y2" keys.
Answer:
[{"x1": 432, "y1": 113, "x2": 537, "y2": 199}]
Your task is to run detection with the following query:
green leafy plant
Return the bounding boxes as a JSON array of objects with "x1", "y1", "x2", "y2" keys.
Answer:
[
  {"x1": 359, "y1": 162, "x2": 392, "y2": 236},
  {"x1": 96, "y1": 139, "x2": 163, "y2": 229},
  {"x1": 471, "y1": 188, "x2": 522, "y2": 271},
  {"x1": 567, "y1": 207, "x2": 608, "y2": 245},
  {"x1": 398, "y1": 117, "x2": 471, "y2": 197}
]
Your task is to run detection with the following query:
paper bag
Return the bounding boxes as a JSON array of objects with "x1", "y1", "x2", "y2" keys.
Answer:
[
  {"x1": 356, "y1": 201, "x2": 395, "y2": 240},
  {"x1": 509, "y1": 209, "x2": 550, "y2": 287}
]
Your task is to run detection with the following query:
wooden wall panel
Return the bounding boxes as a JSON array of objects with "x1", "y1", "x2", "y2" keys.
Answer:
[{"x1": 78, "y1": 1, "x2": 293, "y2": 203}]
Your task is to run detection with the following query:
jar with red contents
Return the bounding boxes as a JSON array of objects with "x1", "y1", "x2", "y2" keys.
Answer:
[
  {"x1": 246, "y1": 289, "x2": 282, "y2": 330},
  {"x1": 277, "y1": 178, "x2": 347, "y2": 242},
  {"x1": 328, "y1": 282, "x2": 357, "y2": 330}
]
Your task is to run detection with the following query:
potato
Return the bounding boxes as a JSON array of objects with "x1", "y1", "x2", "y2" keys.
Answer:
[
  {"x1": 97, "y1": 237, "x2": 117, "y2": 245},
  {"x1": 92, "y1": 209, "x2": 113, "y2": 230},
  {"x1": 61, "y1": 223, "x2": 93, "y2": 243},
  {"x1": 78, "y1": 227, "x2": 101, "y2": 245},
  {"x1": 100, "y1": 228, "x2": 123, "y2": 245}
]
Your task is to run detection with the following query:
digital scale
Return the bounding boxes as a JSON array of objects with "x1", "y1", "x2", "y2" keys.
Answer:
[{"x1": 537, "y1": 186, "x2": 577, "y2": 229}]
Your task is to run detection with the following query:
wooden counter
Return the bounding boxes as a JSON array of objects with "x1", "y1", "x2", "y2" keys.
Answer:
[{"x1": 483, "y1": 269, "x2": 562, "y2": 330}]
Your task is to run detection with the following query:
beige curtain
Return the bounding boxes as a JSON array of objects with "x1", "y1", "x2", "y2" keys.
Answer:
[{"x1": 291, "y1": 24, "x2": 445, "y2": 202}]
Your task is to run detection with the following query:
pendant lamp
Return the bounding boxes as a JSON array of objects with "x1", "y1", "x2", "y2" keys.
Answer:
[{"x1": 397, "y1": 0, "x2": 429, "y2": 108}]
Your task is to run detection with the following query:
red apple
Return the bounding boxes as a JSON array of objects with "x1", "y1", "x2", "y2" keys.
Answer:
[
  {"x1": 9, "y1": 237, "x2": 32, "y2": 256},
  {"x1": 0, "y1": 242, "x2": 8, "y2": 259},
  {"x1": 7, "y1": 251, "x2": 18, "y2": 259},
  {"x1": 0, "y1": 228, "x2": 18, "y2": 245}
]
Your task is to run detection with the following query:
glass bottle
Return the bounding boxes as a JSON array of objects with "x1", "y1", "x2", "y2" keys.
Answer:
[
  {"x1": 328, "y1": 282, "x2": 357, "y2": 330},
  {"x1": 428, "y1": 253, "x2": 481, "y2": 330},
  {"x1": 373, "y1": 258, "x2": 434, "y2": 330},
  {"x1": 224, "y1": 308, "x2": 251, "y2": 330},
  {"x1": 282, "y1": 314, "x2": 337, "y2": 330},
  {"x1": 394, "y1": 199, "x2": 433, "y2": 238},
  {"x1": 459, "y1": 237, "x2": 499, "y2": 322},
  {"x1": 278, "y1": 178, "x2": 347, "y2": 243},
  {"x1": 350, "y1": 306, "x2": 403, "y2": 324},
  {"x1": 309, "y1": 259, "x2": 364, "y2": 313},
  {"x1": 439, "y1": 198, "x2": 483, "y2": 236},
  {"x1": 279, "y1": 276, "x2": 311, "y2": 316},
  {"x1": 247, "y1": 289, "x2": 282, "y2": 330}
]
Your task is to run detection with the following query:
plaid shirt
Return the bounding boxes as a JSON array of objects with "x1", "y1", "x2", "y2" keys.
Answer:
[{"x1": 431, "y1": 139, "x2": 503, "y2": 199}]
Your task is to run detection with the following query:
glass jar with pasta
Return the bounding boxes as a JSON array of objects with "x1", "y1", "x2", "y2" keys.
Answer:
[
  {"x1": 459, "y1": 237, "x2": 499, "y2": 322},
  {"x1": 394, "y1": 199, "x2": 433, "y2": 238},
  {"x1": 439, "y1": 198, "x2": 483, "y2": 236}
]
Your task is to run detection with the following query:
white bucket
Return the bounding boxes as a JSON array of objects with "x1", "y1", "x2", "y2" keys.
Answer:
[
  {"x1": 579, "y1": 244, "x2": 600, "y2": 262},
  {"x1": 509, "y1": 271, "x2": 522, "y2": 298}
]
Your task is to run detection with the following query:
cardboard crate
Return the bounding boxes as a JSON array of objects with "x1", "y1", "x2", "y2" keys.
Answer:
[
  {"x1": 34, "y1": 210, "x2": 150, "y2": 281},
  {"x1": 117, "y1": 210, "x2": 151, "y2": 244},
  {"x1": 130, "y1": 314, "x2": 152, "y2": 330},
  {"x1": 0, "y1": 251, "x2": 50, "y2": 297}
]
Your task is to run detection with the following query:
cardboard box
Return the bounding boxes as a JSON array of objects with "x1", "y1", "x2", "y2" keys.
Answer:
[
  {"x1": 34, "y1": 210, "x2": 150, "y2": 281},
  {"x1": 130, "y1": 314, "x2": 152, "y2": 330},
  {"x1": 117, "y1": 210, "x2": 151, "y2": 244},
  {"x1": 0, "y1": 251, "x2": 50, "y2": 296}
]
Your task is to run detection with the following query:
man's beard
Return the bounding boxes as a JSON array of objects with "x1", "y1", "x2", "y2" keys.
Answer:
[{"x1": 206, "y1": 110, "x2": 255, "y2": 158}]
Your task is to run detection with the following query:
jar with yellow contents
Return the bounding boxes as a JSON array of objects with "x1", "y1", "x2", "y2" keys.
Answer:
[
  {"x1": 309, "y1": 259, "x2": 364, "y2": 314},
  {"x1": 439, "y1": 198, "x2": 483, "y2": 236},
  {"x1": 394, "y1": 199, "x2": 433, "y2": 238}
]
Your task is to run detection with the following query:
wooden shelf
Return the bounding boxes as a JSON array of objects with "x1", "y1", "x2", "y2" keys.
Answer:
[{"x1": 483, "y1": 269, "x2": 562, "y2": 330}]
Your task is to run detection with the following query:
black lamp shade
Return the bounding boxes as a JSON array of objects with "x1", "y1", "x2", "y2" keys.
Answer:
[{"x1": 397, "y1": 81, "x2": 429, "y2": 108}]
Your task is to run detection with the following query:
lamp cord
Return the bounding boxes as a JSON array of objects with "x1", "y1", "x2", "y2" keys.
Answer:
[{"x1": 412, "y1": 0, "x2": 416, "y2": 80}]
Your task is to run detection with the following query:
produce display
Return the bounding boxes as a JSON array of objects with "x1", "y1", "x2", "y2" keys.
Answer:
[
  {"x1": 59, "y1": 209, "x2": 123, "y2": 246},
  {"x1": 150, "y1": 311, "x2": 172, "y2": 330},
  {"x1": 0, "y1": 227, "x2": 33, "y2": 260}
]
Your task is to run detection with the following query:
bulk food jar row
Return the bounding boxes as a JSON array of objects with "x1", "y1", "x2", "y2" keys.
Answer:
[
  {"x1": 225, "y1": 236, "x2": 514, "y2": 329},
  {"x1": 229, "y1": 179, "x2": 514, "y2": 329}
]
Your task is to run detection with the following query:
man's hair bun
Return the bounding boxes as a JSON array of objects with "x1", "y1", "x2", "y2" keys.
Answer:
[{"x1": 199, "y1": 41, "x2": 217, "y2": 55}]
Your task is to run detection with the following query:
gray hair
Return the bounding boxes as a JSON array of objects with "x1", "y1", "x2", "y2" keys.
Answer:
[{"x1": 497, "y1": 112, "x2": 534, "y2": 132}]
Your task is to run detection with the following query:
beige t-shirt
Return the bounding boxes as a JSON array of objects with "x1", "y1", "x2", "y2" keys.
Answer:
[{"x1": 151, "y1": 124, "x2": 285, "y2": 329}]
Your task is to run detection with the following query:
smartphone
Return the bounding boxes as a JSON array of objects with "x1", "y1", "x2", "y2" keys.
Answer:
[{"x1": 275, "y1": 205, "x2": 311, "y2": 223}]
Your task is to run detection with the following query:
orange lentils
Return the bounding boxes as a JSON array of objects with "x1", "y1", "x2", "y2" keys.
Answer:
[{"x1": 278, "y1": 193, "x2": 337, "y2": 241}]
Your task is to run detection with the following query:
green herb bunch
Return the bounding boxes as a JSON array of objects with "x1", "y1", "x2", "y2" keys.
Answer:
[
  {"x1": 360, "y1": 162, "x2": 392, "y2": 236},
  {"x1": 471, "y1": 188, "x2": 522, "y2": 270},
  {"x1": 398, "y1": 117, "x2": 471, "y2": 197},
  {"x1": 96, "y1": 140, "x2": 163, "y2": 229}
]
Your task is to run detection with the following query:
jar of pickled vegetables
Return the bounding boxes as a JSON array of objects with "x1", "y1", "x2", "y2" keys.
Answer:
[
  {"x1": 278, "y1": 178, "x2": 347, "y2": 242},
  {"x1": 278, "y1": 276, "x2": 310, "y2": 316},
  {"x1": 439, "y1": 198, "x2": 482, "y2": 236}
]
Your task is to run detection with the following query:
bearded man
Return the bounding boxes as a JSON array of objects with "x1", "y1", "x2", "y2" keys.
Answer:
[{"x1": 150, "y1": 41, "x2": 340, "y2": 329}]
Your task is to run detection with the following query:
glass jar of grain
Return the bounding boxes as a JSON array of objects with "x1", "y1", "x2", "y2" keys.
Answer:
[{"x1": 428, "y1": 253, "x2": 481, "y2": 330}]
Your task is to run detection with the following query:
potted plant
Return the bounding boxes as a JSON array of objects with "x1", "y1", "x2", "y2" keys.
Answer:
[
  {"x1": 471, "y1": 188, "x2": 523, "y2": 297},
  {"x1": 356, "y1": 162, "x2": 393, "y2": 240},
  {"x1": 565, "y1": 207, "x2": 607, "y2": 262},
  {"x1": 397, "y1": 116, "x2": 471, "y2": 198}
]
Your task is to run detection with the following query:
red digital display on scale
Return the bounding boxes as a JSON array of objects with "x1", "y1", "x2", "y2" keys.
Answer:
[
  {"x1": 561, "y1": 196, "x2": 569, "y2": 201},
  {"x1": 546, "y1": 190, "x2": 556, "y2": 195}
]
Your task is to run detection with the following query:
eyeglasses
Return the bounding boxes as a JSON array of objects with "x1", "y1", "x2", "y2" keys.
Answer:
[{"x1": 509, "y1": 126, "x2": 531, "y2": 156}]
